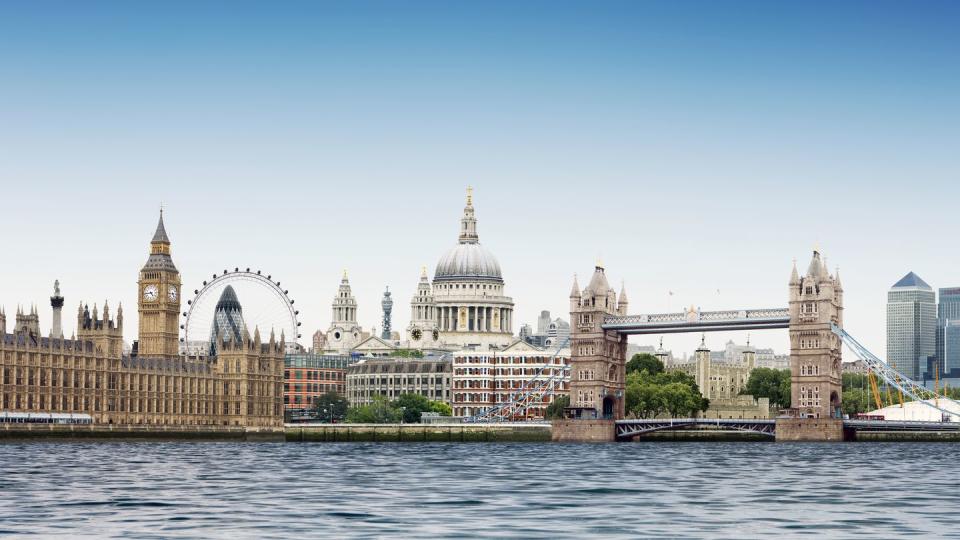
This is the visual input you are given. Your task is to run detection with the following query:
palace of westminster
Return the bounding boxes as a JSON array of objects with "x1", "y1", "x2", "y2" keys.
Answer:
[{"x1": 0, "y1": 213, "x2": 285, "y2": 427}]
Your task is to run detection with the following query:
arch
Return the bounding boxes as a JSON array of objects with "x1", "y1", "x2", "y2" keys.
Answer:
[
  {"x1": 602, "y1": 396, "x2": 615, "y2": 419},
  {"x1": 830, "y1": 391, "x2": 841, "y2": 418}
]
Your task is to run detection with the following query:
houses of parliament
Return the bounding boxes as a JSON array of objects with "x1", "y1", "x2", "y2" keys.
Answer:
[{"x1": 0, "y1": 213, "x2": 285, "y2": 427}]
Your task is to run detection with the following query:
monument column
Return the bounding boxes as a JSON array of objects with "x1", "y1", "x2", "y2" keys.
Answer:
[{"x1": 50, "y1": 280, "x2": 64, "y2": 339}]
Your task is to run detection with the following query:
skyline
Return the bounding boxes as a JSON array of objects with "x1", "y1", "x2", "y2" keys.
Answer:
[{"x1": 2, "y1": 1, "x2": 959, "y2": 357}]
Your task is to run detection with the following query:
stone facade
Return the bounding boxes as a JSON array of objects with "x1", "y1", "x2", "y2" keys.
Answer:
[
  {"x1": 0, "y1": 213, "x2": 285, "y2": 428},
  {"x1": 451, "y1": 341, "x2": 571, "y2": 420},
  {"x1": 669, "y1": 337, "x2": 770, "y2": 419},
  {"x1": 324, "y1": 271, "x2": 364, "y2": 354},
  {"x1": 789, "y1": 250, "x2": 843, "y2": 419},
  {"x1": 568, "y1": 265, "x2": 628, "y2": 420},
  {"x1": 345, "y1": 357, "x2": 451, "y2": 405},
  {"x1": 429, "y1": 188, "x2": 515, "y2": 350}
]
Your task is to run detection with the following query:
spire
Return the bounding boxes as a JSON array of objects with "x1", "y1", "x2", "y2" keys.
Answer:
[
  {"x1": 569, "y1": 274, "x2": 581, "y2": 298},
  {"x1": 458, "y1": 186, "x2": 479, "y2": 244},
  {"x1": 618, "y1": 281, "x2": 628, "y2": 305},
  {"x1": 151, "y1": 208, "x2": 170, "y2": 244},
  {"x1": 835, "y1": 266, "x2": 842, "y2": 288},
  {"x1": 790, "y1": 258, "x2": 800, "y2": 285},
  {"x1": 420, "y1": 266, "x2": 428, "y2": 281},
  {"x1": 805, "y1": 249, "x2": 823, "y2": 279}
]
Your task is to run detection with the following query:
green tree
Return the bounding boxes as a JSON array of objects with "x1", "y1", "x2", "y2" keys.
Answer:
[
  {"x1": 313, "y1": 391, "x2": 348, "y2": 423},
  {"x1": 842, "y1": 388, "x2": 871, "y2": 416},
  {"x1": 430, "y1": 401, "x2": 453, "y2": 416},
  {"x1": 626, "y1": 353, "x2": 664, "y2": 376},
  {"x1": 392, "y1": 393, "x2": 451, "y2": 423},
  {"x1": 545, "y1": 395, "x2": 570, "y2": 419},
  {"x1": 742, "y1": 368, "x2": 791, "y2": 408},
  {"x1": 624, "y1": 367, "x2": 708, "y2": 419},
  {"x1": 392, "y1": 349, "x2": 424, "y2": 358},
  {"x1": 346, "y1": 394, "x2": 402, "y2": 423},
  {"x1": 662, "y1": 382, "x2": 704, "y2": 417}
]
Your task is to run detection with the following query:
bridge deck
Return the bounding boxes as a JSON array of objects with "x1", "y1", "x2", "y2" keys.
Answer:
[
  {"x1": 603, "y1": 308, "x2": 790, "y2": 335},
  {"x1": 614, "y1": 418, "x2": 960, "y2": 439}
]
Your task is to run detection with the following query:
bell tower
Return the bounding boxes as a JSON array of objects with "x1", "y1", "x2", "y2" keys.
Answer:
[{"x1": 137, "y1": 210, "x2": 182, "y2": 359}]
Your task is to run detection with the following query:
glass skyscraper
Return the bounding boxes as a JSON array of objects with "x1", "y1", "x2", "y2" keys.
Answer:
[
  {"x1": 886, "y1": 272, "x2": 936, "y2": 381},
  {"x1": 938, "y1": 288, "x2": 960, "y2": 373}
]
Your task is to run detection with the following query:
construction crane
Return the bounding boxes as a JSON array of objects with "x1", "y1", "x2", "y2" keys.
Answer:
[{"x1": 867, "y1": 370, "x2": 883, "y2": 411}]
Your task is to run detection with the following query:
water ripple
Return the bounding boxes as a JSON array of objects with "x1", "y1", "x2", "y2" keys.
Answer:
[{"x1": 1, "y1": 441, "x2": 959, "y2": 538}]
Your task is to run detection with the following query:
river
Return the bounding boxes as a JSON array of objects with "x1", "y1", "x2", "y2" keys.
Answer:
[{"x1": 0, "y1": 441, "x2": 956, "y2": 538}]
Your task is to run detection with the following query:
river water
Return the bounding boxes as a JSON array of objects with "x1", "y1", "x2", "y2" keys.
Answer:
[{"x1": 0, "y1": 441, "x2": 956, "y2": 538}]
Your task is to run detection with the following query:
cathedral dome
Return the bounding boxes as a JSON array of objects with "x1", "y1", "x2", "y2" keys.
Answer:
[
  {"x1": 433, "y1": 187, "x2": 504, "y2": 283},
  {"x1": 434, "y1": 242, "x2": 503, "y2": 283}
]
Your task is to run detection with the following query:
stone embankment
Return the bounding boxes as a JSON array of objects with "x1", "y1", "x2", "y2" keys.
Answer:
[
  {"x1": 286, "y1": 423, "x2": 552, "y2": 442},
  {"x1": 0, "y1": 424, "x2": 284, "y2": 441}
]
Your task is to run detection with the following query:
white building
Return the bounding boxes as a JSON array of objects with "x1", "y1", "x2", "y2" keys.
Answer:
[
  {"x1": 452, "y1": 341, "x2": 570, "y2": 420},
  {"x1": 427, "y1": 188, "x2": 515, "y2": 350},
  {"x1": 324, "y1": 271, "x2": 364, "y2": 354}
]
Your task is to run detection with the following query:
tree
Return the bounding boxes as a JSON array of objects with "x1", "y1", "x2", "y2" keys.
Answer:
[
  {"x1": 346, "y1": 394, "x2": 402, "y2": 423},
  {"x1": 626, "y1": 353, "x2": 664, "y2": 376},
  {"x1": 313, "y1": 391, "x2": 348, "y2": 423},
  {"x1": 546, "y1": 394, "x2": 570, "y2": 419},
  {"x1": 742, "y1": 368, "x2": 791, "y2": 408},
  {"x1": 392, "y1": 393, "x2": 451, "y2": 423},
  {"x1": 663, "y1": 382, "x2": 704, "y2": 418},
  {"x1": 842, "y1": 389, "x2": 871, "y2": 416}
]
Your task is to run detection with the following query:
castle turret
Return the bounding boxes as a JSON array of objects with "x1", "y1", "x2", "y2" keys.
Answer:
[
  {"x1": 15, "y1": 304, "x2": 40, "y2": 336},
  {"x1": 77, "y1": 299, "x2": 123, "y2": 358},
  {"x1": 0, "y1": 307, "x2": 6, "y2": 334},
  {"x1": 617, "y1": 282, "x2": 629, "y2": 316}
]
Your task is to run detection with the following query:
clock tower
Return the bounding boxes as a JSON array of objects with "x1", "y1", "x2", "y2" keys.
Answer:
[{"x1": 137, "y1": 210, "x2": 182, "y2": 359}]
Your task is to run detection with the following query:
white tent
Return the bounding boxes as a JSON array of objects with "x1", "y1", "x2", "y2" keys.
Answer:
[{"x1": 867, "y1": 399, "x2": 960, "y2": 422}]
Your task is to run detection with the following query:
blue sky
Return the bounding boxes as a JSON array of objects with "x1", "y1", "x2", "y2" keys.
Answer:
[{"x1": 1, "y1": 1, "x2": 958, "y2": 357}]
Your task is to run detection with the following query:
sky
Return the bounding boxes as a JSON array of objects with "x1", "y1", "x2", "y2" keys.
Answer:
[{"x1": 1, "y1": 1, "x2": 958, "y2": 358}]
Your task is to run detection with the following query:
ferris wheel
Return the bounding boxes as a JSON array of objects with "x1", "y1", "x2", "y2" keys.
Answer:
[{"x1": 181, "y1": 268, "x2": 301, "y2": 355}]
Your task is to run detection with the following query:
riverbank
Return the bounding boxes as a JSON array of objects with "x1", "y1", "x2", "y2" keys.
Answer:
[
  {"x1": 286, "y1": 423, "x2": 552, "y2": 442},
  {"x1": 0, "y1": 424, "x2": 284, "y2": 441}
]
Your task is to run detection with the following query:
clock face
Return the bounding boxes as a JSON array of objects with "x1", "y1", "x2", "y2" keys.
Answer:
[
  {"x1": 412, "y1": 328, "x2": 423, "y2": 340},
  {"x1": 143, "y1": 284, "x2": 159, "y2": 302},
  {"x1": 432, "y1": 329, "x2": 439, "y2": 341},
  {"x1": 168, "y1": 286, "x2": 178, "y2": 301}
]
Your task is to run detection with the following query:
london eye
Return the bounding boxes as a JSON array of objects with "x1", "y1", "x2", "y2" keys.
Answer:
[{"x1": 181, "y1": 268, "x2": 301, "y2": 355}]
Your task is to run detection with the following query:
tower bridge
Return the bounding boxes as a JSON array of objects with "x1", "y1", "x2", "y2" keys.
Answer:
[
  {"x1": 553, "y1": 249, "x2": 960, "y2": 442},
  {"x1": 602, "y1": 307, "x2": 790, "y2": 335}
]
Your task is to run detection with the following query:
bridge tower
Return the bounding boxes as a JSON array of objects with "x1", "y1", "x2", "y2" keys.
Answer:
[
  {"x1": 788, "y1": 250, "x2": 843, "y2": 419},
  {"x1": 568, "y1": 264, "x2": 629, "y2": 420}
]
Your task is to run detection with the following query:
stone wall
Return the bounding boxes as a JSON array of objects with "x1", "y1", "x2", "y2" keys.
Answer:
[
  {"x1": 775, "y1": 418, "x2": 846, "y2": 441},
  {"x1": 551, "y1": 419, "x2": 615, "y2": 442},
  {"x1": 288, "y1": 423, "x2": 551, "y2": 443}
]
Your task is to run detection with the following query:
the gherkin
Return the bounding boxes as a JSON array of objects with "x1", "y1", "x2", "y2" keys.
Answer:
[{"x1": 209, "y1": 285, "x2": 245, "y2": 356}]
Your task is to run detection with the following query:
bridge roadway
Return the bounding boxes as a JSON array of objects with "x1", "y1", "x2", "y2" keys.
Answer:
[
  {"x1": 615, "y1": 418, "x2": 960, "y2": 440},
  {"x1": 603, "y1": 308, "x2": 790, "y2": 335}
]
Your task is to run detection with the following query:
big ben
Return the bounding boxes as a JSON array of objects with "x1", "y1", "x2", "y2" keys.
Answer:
[{"x1": 138, "y1": 210, "x2": 181, "y2": 359}]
